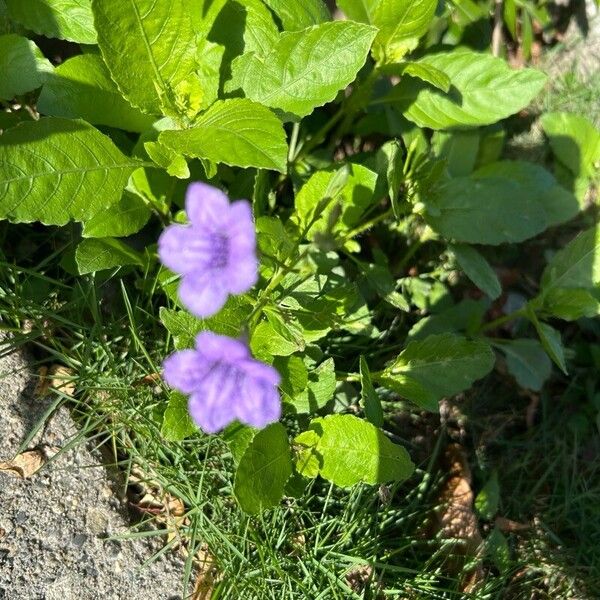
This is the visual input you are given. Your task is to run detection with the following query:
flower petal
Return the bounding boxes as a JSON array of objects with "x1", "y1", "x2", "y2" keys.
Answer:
[
  {"x1": 163, "y1": 350, "x2": 208, "y2": 394},
  {"x1": 158, "y1": 225, "x2": 218, "y2": 275},
  {"x1": 178, "y1": 270, "x2": 229, "y2": 318},
  {"x1": 236, "y1": 379, "x2": 281, "y2": 429},
  {"x1": 227, "y1": 201, "x2": 257, "y2": 253},
  {"x1": 239, "y1": 359, "x2": 281, "y2": 386},
  {"x1": 188, "y1": 390, "x2": 234, "y2": 434},
  {"x1": 185, "y1": 182, "x2": 229, "y2": 231},
  {"x1": 225, "y1": 254, "x2": 259, "y2": 295},
  {"x1": 195, "y1": 331, "x2": 250, "y2": 362}
]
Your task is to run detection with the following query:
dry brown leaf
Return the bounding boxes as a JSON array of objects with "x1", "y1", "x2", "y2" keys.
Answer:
[
  {"x1": 192, "y1": 544, "x2": 220, "y2": 600},
  {"x1": 495, "y1": 516, "x2": 530, "y2": 533},
  {"x1": 49, "y1": 365, "x2": 76, "y2": 396},
  {"x1": 0, "y1": 446, "x2": 59, "y2": 478},
  {"x1": 33, "y1": 366, "x2": 50, "y2": 398}
]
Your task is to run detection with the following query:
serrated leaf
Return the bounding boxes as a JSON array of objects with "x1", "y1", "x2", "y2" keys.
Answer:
[
  {"x1": 451, "y1": 244, "x2": 501, "y2": 300},
  {"x1": 0, "y1": 34, "x2": 53, "y2": 100},
  {"x1": 93, "y1": 0, "x2": 197, "y2": 115},
  {"x1": 541, "y1": 112, "x2": 600, "y2": 178},
  {"x1": 360, "y1": 356, "x2": 383, "y2": 427},
  {"x1": 294, "y1": 414, "x2": 414, "y2": 487},
  {"x1": 6, "y1": 0, "x2": 96, "y2": 43},
  {"x1": 0, "y1": 118, "x2": 139, "y2": 226},
  {"x1": 542, "y1": 288, "x2": 600, "y2": 321},
  {"x1": 37, "y1": 54, "x2": 154, "y2": 133},
  {"x1": 541, "y1": 226, "x2": 600, "y2": 293},
  {"x1": 222, "y1": 422, "x2": 256, "y2": 464},
  {"x1": 261, "y1": 0, "x2": 329, "y2": 30},
  {"x1": 75, "y1": 237, "x2": 143, "y2": 274},
  {"x1": 530, "y1": 314, "x2": 567, "y2": 374},
  {"x1": 496, "y1": 339, "x2": 552, "y2": 391},
  {"x1": 379, "y1": 333, "x2": 495, "y2": 411},
  {"x1": 227, "y1": 21, "x2": 377, "y2": 119},
  {"x1": 82, "y1": 191, "x2": 150, "y2": 239},
  {"x1": 251, "y1": 320, "x2": 304, "y2": 359},
  {"x1": 161, "y1": 392, "x2": 197, "y2": 441},
  {"x1": 160, "y1": 99, "x2": 288, "y2": 172},
  {"x1": 195, "y1": 37, "x2": 224, "y2": 111},
  {"x1": 234, "y1": 423, "x2": 292, "y2": 514},
  {"x1": 475, "y1": 471, "x2": 500, "y2": 521},
  {"x1": 383, "y1": 49, "x2": 547, "y2": 129},
  {"x1": 371, "y1": 0, "x2": 437, "y2": 62},
  {"x1": 283, "y1": 358, "x2": 336, "y2": 414}
]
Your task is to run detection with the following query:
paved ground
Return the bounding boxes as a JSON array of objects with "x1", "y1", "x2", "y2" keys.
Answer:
[{"x1": 0, "y1": 340, "x2": 185, "y2": 600}]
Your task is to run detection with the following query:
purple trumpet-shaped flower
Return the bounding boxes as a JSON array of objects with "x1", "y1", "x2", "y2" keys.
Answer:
[
  {"x1": 163, "y1": 332, "x2": 281, "y2": 434},
  {"x1": 158, "y1": 182, "x2": 258, "y2": 318}
]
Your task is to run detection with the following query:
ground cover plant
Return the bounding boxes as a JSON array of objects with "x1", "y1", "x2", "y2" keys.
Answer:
[{"x1": 0, "y1": 0, "x2": 599, "y2": 597}]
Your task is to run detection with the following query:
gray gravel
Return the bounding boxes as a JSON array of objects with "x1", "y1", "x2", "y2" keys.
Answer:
[{"x1": 0, "y1": 340, "x2": 185, "y2": 600}]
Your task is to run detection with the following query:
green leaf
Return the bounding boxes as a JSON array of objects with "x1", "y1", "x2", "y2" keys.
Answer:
[
  {"x1": 371, "y1": 0, "x2": 437, "y2": 63},
  {"x1": 451, "y1": 244, "x2": 501, "y2": 300},
  {"x1": 384, "y1": 49, "x2": 547, "y2": 129},
  {"x1": 283, "y1": 358, "x2": 336, "y2": 414},
  {"x1": 336, "y1": 0, "x2": 378, "y2": 23},
  {"x1": 294, "y1": 414, "x2": 414, "y2": 487},
  {"x1": 195, "y1": 37, "x2": 224, "y2": 111},
  {"x1": 379, "y1": 333, "x2": 495, "y2": 411},
  {"x1": 486, "y1": 527, "x2": 511, "y2": 572},
  {"x1": 542, "y1": 288, "x2": 600, "y2": 321},
  {"x1": 160, "y1": 99, "x2": 288, "y2": 173},
  {"x1": 227, "y1": 21, "x2": 377, "y2": 118},
  {"x1": 251, "y1": 319, "x2": 305, "y2": 359},
  {"x1": 0, "y1": 118, "x2": 139, "y2": 226},
  {"x1": 496, "y1": 339, "x2": 552, "y2": 391},
  {"x1": 475, "y1": 471, "x2": 500, "y2": 520},
  {"x1": 261, "y1": 0, "x2": 330, "y2": 30},
  {"x1": 93, "y1": 0, "x2": 197, "y2": 114},
  {"x1": 234, "y1": 422, "x2": 292, "y2": 514},
  {"x1": 37, "y1": 54, "x2": 154, "y2": 133},
  {"x1": 541, "y1": 226, "x2": 600, "y2": 293},
  {"x1": 75, "y1": 237, "x2": 143, "y2": 274},
  {"x1": 541, "y1": 112, "x2": 600, "y2": 178},
  {"x1": 360, "y1": 356, "x2": 383, "y2": 427},
  {"x1": 426, "y1": 161, "x2": 578, "y2": 245},
  {"x1": 431, "y1": 130, "x2": 480, "y2": 176},
  {"x1": 161, "y1": 392, "x2": 197, "y2": 441},
  {"x1": 159, "y1": 297, "x2": 252, "y2": 348},
  {"x1": 473, "y1": 160, "x2": 579, "y2": 228},
  {"x1": 82, "y1": 191, "x2": 150, "y2": 239},
  {"x1": 358, "y1": 261, "x2": 410, "y2": 311},
  {"x1": 6, "y1": 0, "x2": 96, "y2": 43},
  {"x1": 144, "y1": 141, "x2": 190, "y2": 179},
  {"x1": 531, "y1": 314, "x2": 567, "y2": 374},
  {"x1": 222, "y1": 422, "x2": 256, "y2": 464},
  {"x1": 0, "y1": 34, "x2": 53, "y2": 100},
  {"x1": 382, "y1": 61, "x2": 451, "y2": 93},
  {"x1": 294, "y1": 164, "x2": 378, "y2": 239}
]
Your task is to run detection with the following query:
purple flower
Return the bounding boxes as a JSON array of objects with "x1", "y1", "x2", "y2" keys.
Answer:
[
  {"x1": 158, "y1": 182, "x2": 258, "y2": 318},
  {"x1": 163, "y1": 332, "x2": 281, "y2": 434}
]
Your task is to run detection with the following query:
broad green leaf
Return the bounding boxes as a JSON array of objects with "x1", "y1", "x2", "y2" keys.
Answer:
[
  {"x1": 294, "y1": 164, "x2": 378, "y2": 239},
  {"x1": 530, "y1": 314, "x2": 567, "y2": 374},
  {"x1": 75, "y1": 237, "x2": 143, "y2": 274},
  {"x1": 474, "y1": 160, "x2": 578, "y2": 228},
  {"x1": 382, "y1": 61, "x2": 451, "y2": 93},
  {"x1": 541, "y1": 112, "x2": 600, "y2": 178},
  {"x1": 283, "y1": 358, "x2": 336, "y2": 414},
  {"x1": 486, "y1": 527, "x2": 511, "y2": 572},
  {"x1": 161, "y1": 392, "x2": 197, "y2": 441},
  {"x1": 542, "y1": 288, "x2": 600, "y2": 321},
  {"x1": 234, "y1": 423, "x2": 292, "y2": 514},
  {"x1": 451, "y1": 244, "x2": 501, "y2": 300},
  {"x1": 432, "y1": 130, "x2": 480, "y2": 176},
  {"x1": 336, "y1": 0, "x2": 378, "y2": 23},
  {"x1": 82, "y1": 191, "x2": 151, "y2": 238},
  {"x1": 496, "y1": 339, "x2": 552, "y2": 391},
  {"x1": 541, "y1": 226, "x2": 600, "y2": 293},
  {"x1": 261, "y1": 0, "x2": 329, "y2": 30},
  {"x1": 0, "y1": 34, "x2": 53, "y2": 100},
  {"x1": 93, "y1": 0, "x2": 197, "y2": 114},
  {"x1": 227, "y1": 21, "x2": 377, "y2": 118},
  {"x1": 159, "y1": 297, "x2": 252, "y2": 348},
  {"x1": 0, "y1": 118, "x2": 139, "y2": 226},
  {"x1": 358, "y1": 261, "x2": 410, "y2": 311},
  {"x1": 475, "y1": 471, "x2": 500, "y2": 520},
  {"x1": 383, "y1": 49, "x2": 547, "y2": 129},
  {"x1": 251, "y1": 319, "x2": 305, "y2": 359},
  {"x1": 379, "y1": 333, "x2": 495, "y2": 411},
  {"x1": 408, "y1": 298, "x2": 489, "y2": 340},
  {"x1": 6, "y1": 0, "x2": 96, "y2": 43},
  {"x1": 195, "y1": 38, "x2": 224, "y2": 111},
  {"x1": 294, "y1": 414, "x2": 414, "y2": 487},
  {"x1": 371, "y1": 0, "x2": 437, "y2": 63},
  {"x1": 360, "y1": 356, "x2": 383, "y2": 427},
  {"x1": 37, "y1": 54, "x2": 154, "y2": 133},
  {"x1": 160, "y1": 99, "x2": 288, "y2": 172},
  {"x1": 222, "y1": 422, "x2": 256, "y2": 464},
  {"x1": 144, "y1": 141, "x2": 190, "y2": 179}
]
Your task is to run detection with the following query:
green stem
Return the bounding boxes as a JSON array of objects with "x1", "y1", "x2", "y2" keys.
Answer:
[{"x1": 479, "y1": 307, "x2": 528, "y2": 333}]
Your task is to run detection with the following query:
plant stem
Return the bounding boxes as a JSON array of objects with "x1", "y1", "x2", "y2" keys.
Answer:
[{"x1": 479, "y1": 307, "x2": 528, "y2": 333}]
